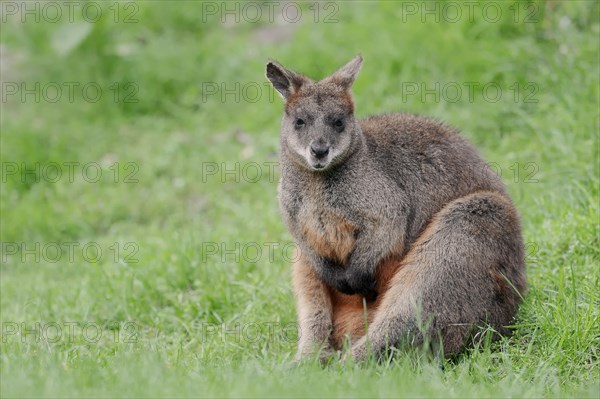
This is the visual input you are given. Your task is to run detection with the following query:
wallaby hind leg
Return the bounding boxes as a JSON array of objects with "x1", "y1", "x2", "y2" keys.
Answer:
[{"x1": 349, "y1": 191, "x2": 526, "y2": 361}]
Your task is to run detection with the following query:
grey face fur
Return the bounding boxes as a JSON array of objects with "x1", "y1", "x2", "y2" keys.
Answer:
[{"x1": 266, "y1": 55, "x2": 363, "y2": 172}]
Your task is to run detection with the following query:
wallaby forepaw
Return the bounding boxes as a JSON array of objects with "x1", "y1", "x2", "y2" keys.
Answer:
[
  {"x1": 294, "y1": 344, "x2": 337, "y2": 365},
  {"x1": 341, "y1": 336, "x2": 369, "y2": 364}
]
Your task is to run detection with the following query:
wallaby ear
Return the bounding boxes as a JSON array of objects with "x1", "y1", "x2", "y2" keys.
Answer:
[
  {"x1": 327, "y1": 54, "x2": 363, "y2": 89},
  {"x1": 265, "y1": 60, "x2": 306, "y2": 100}
]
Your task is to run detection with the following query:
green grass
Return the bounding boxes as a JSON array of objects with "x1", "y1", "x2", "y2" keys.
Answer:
[{"x1": 1, "y1": 0, "x2": 599, "y2": 397}]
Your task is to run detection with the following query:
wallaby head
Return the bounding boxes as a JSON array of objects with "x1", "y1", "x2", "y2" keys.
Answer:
[{"x1": 266, "y1": 55, "x2": 364, "y2": 172}]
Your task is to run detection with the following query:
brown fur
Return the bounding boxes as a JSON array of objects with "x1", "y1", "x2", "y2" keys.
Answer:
[
  {"x1": 330, "y1": 290, "x2": 373, "y2": 347},
  {"x1": 300, "y1": 215, "x2": 357, "y2": 264},
  {"x1": 329, "y1": 256, "x2": 406, "y2": 347}
]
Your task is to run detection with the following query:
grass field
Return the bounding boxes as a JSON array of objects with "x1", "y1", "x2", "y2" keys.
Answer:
[{"x1": 1, "y1": 1, "x2": 599, "y2": 397}]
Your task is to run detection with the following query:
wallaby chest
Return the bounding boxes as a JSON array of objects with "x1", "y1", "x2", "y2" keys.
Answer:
[
  {"x1": 280, "y1": 171, "x2": 383, "y2": 264},
  {"x1": 297, "y1": 198, "x2": 358, "y2": 264}
]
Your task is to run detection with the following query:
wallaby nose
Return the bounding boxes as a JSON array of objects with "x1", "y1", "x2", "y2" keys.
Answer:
[{"x1": 310, "y1": 143, "x2": 330, "y2": 159}]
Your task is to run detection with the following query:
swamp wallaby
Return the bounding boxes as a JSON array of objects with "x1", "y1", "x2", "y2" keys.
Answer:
[{"x1": 266, "y1": 55, "x2": 526, "y2": 362}]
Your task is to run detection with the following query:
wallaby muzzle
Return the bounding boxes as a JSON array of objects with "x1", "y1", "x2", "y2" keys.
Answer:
[{"x1": 310, "y1": 142, "x2": 330, "y2": 159}]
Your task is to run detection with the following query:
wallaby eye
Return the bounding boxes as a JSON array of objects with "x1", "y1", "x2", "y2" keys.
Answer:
[
  {"x1": 333, "y1": 119, "x2": 344, "y2": 133},
  {"x1": 295, "y1": 118, "x2": 305, "y2": 128}
]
